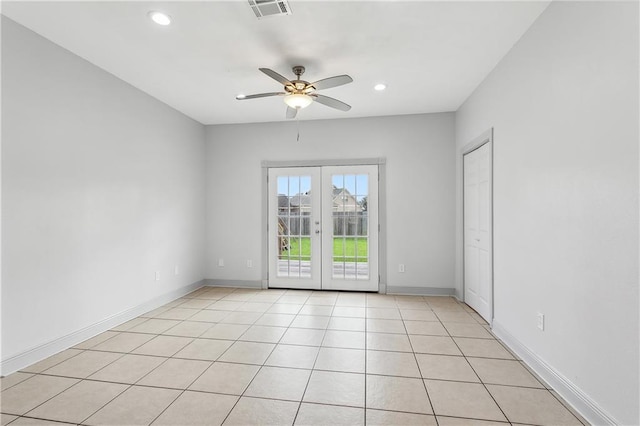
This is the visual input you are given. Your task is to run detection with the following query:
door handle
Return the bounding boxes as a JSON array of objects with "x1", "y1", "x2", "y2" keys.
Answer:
[{"x1": 315, "y1": 230, "x2": 321, "y2": 234}]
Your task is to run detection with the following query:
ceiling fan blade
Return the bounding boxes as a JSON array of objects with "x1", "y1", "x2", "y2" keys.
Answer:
[
  {"x1": 310, "y1": 75, "x2": 353, "y2": 91},
  {"x1": 259, "y1": 68, "x2": 293, "y2": 86},
  {"x1": 286, "y1": 106, "x2": 297, "y2": 119},
  {"x1": 312, "y1": 94, "x2": 351, "y2": 111},
  {"x1": 237, "y1": 92, "x2": 286, "y2": 100}
]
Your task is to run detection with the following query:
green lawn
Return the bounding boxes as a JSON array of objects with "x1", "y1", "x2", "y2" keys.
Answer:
[{"x1": 282, "y1": 237, "x2": 368, "y2": 261}]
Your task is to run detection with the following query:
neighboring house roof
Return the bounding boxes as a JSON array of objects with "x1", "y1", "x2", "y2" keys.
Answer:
[
  {"x1": 289, "y1": 193, "x2": 312, "y2": 208},
  {"x1": 333, "y1": 188, "x2": 356, "y2": 203},
  {"x1": 279, "y1": 187, "x2": 363, "y2": 212},
  {"x1": 277, "y1": 194, "x2": 290, "y2": 208}
]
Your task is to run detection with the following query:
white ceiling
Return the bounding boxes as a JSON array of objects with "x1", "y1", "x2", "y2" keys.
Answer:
[{"x1": 3, "y1": 1, "x2": 549, "y2": 125}]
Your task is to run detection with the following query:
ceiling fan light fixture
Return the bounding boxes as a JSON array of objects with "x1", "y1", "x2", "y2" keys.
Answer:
[
  {"x1": 284, "y1": 93, "x2": 313, "y2": 109},
  {"x1": 148, "y1": 11, "x2": 171, "y2": 26}
]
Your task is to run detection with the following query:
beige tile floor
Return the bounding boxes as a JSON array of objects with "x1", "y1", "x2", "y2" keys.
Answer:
[{"x1": 0, "y1": 287, "x2": 588, "y2": 426}]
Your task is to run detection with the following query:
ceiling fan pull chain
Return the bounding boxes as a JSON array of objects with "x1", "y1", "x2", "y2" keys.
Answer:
[{"x1": 296, "y1": 117, "x2": 300, "y2": 142}]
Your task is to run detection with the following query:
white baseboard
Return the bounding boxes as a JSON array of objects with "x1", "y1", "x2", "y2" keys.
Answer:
[
  {"x1": 0, "y1": 280, "x2": 205, "y2": 376},
  {"x1": 205, "y1": 279, "x2": 262, "y2": 289},
  {"x1": 492, "y1": 320, "x2": 619, "y2": 426},
  {"x1": 386, "y1": 285, "x2": 455, "y2": 296}
]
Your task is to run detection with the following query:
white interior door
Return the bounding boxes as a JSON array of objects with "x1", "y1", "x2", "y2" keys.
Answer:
[
  {"x1": 268, "y1": 165, "x2": 378, "y2": 291},
  {"x1": 464, "y1": 142, "x2": 493, "y2": 322}
]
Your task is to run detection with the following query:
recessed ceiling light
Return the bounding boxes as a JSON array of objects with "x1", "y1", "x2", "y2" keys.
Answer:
[
  {"x1": 149, "y1": 11, "x2": 171, "y2": 26},
  {"x1": 236, "y1": 94, "x2": 246, "y2": 99},
  {"x1": 374, "y1": 83, "x2": 387, "y2": 91}
]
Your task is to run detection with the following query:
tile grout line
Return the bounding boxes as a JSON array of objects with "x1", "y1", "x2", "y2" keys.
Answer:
[
  {"x1": 219, "y1": 288, "x2": 311, "y2": 425},
  {"x1": 77, "y1": 380, "x2": 134, "y2": 425},
  {"x1": 12, "y1": 414, "x2": 85, "y2": 425},
  {"x1": 17, "y1": 344, "x2": 138, "y2": 421},
  {"x1": 425, "y1": 297, "x2": 526, "y2": 425},
  {"x1": 291, "y1": 296, "x2": 333, "y2": 425},
  {"x1": 457, "y1": 301, "x2": 585, "y2": 425},
  {"x1": 136, "y1": 286, "x2": 248, "y2": 425},
  {"x1": 1, "y1": 374, "x2": 78, "y2": 419},
  {"x1": 26, "y1": 368, "x2": 556, "y2": 399},
  {"x1": 0, "y1": 374, "x2": 33, "y2": 393},
  {"x1": 18, "y1": 346, "x2": 86, "y2": 376},
  {"x1": 488, "y1": 383, "x2": 587, "y2": 426},
  {"x1": 72, "y1": 329, "x2": 121, "y2": 351},
  {"x1": 398, "y1": 295, "x2": 439, "y2": 426},
  {"x1": 183, "y1": 286, "x2": 266, "y2": 426},
  {"x1": 516, "y1": 360, "x2": 552, "y2": 390},
  {"x1": 363, "y1": 296, "x2": 368, "y2": 426},
  {"x1": 546, "y1": 390, "x2": 588, "y2": 426},
  {"x1": 145, "y1": 346, "x2": 224, "y2": 425},
  {"x1": 85, "y1": 286, "x2": 243, "y2": 426},
  {"x1": 75, "y1": 325, "x2": 198, "y2": 425},
  {"x1": 448, "y1": 309, "x2": 512, "y2": 425}
]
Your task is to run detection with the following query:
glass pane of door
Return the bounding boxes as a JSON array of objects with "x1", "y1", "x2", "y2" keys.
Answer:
[
  {"x1": 276, "y1": 175, "x2": 312, "y2": 278},
  {"x1": 331, "y1": 173, "x2": 369, "y2": 280}
]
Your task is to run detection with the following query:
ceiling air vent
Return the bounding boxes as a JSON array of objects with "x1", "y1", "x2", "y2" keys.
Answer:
[{"x1": 248, "y1": 0, "x2": 292, "y2": 19}]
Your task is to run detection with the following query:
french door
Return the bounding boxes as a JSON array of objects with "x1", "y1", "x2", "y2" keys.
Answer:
[
  {"x1": 268, "y1": 165, "x2": 378, "y2": 291},
  {"x1": 464, "y1": 142, "x2": 493, "y2": 323}
]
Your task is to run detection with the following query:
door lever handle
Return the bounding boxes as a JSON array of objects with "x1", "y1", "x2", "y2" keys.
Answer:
[{"x1": 315, "y1": 230, "x2": 321, "y2": 234}]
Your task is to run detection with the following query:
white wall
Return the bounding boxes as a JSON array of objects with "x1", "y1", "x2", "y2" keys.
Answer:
[
  {"x1": 1, "y1": 17, "x2": 207, "y2": 370},
  {"x1": 455, "y1": 2, "x2": 639, "y2": 424},
  {"x1": 205, "y1": 113, "x2": 455, "y2": 291}
]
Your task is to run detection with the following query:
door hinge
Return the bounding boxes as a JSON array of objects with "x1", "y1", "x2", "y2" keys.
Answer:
[
  {"x1": 378, "y1": 224, "x2": 381, "y2": 232},
  {"x1": 378, "y1": 275, "x2": 381, "y2": 283}
]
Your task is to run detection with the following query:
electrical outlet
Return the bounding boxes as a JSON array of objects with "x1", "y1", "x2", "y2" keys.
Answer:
[
  {"x1": 155, "y1": 271, "x2": 160, "y2": 281},
  {"x1": 218, "y1": 258, "x2": 224, "y2": 267},
  {"x1": 247, "y1": 259, "x2": 253, "y2": 268},
  {"x1": 174, "y1": 265, "x2": 179, "y2": 275},
  {"x1": 399, "y1": 264, "x2": 405, "y2": 273},
  {"x1": 537, "y1": 312, "x2": 545, "y2": 330}
]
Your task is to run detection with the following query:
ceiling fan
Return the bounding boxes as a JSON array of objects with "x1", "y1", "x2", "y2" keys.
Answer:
[{"x1": 236, "y1": 66, "x2": 353, "y2": 119}]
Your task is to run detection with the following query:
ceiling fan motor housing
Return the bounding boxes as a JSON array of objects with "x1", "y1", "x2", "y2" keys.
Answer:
[
  {"x1": 287, "y1": 66, "x2": 311, "y2": 93},
  {"x1": 292, "y1": 65, "x2": 305, "y2": 77}
]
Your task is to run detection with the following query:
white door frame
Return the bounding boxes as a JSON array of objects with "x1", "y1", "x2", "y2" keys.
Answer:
[
  {"x1": 261, "y1": 158, "x2": 387, "y2": 292},
  {"x1": 461, "y1": 129, "x2": 494, "y2": 324}
]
